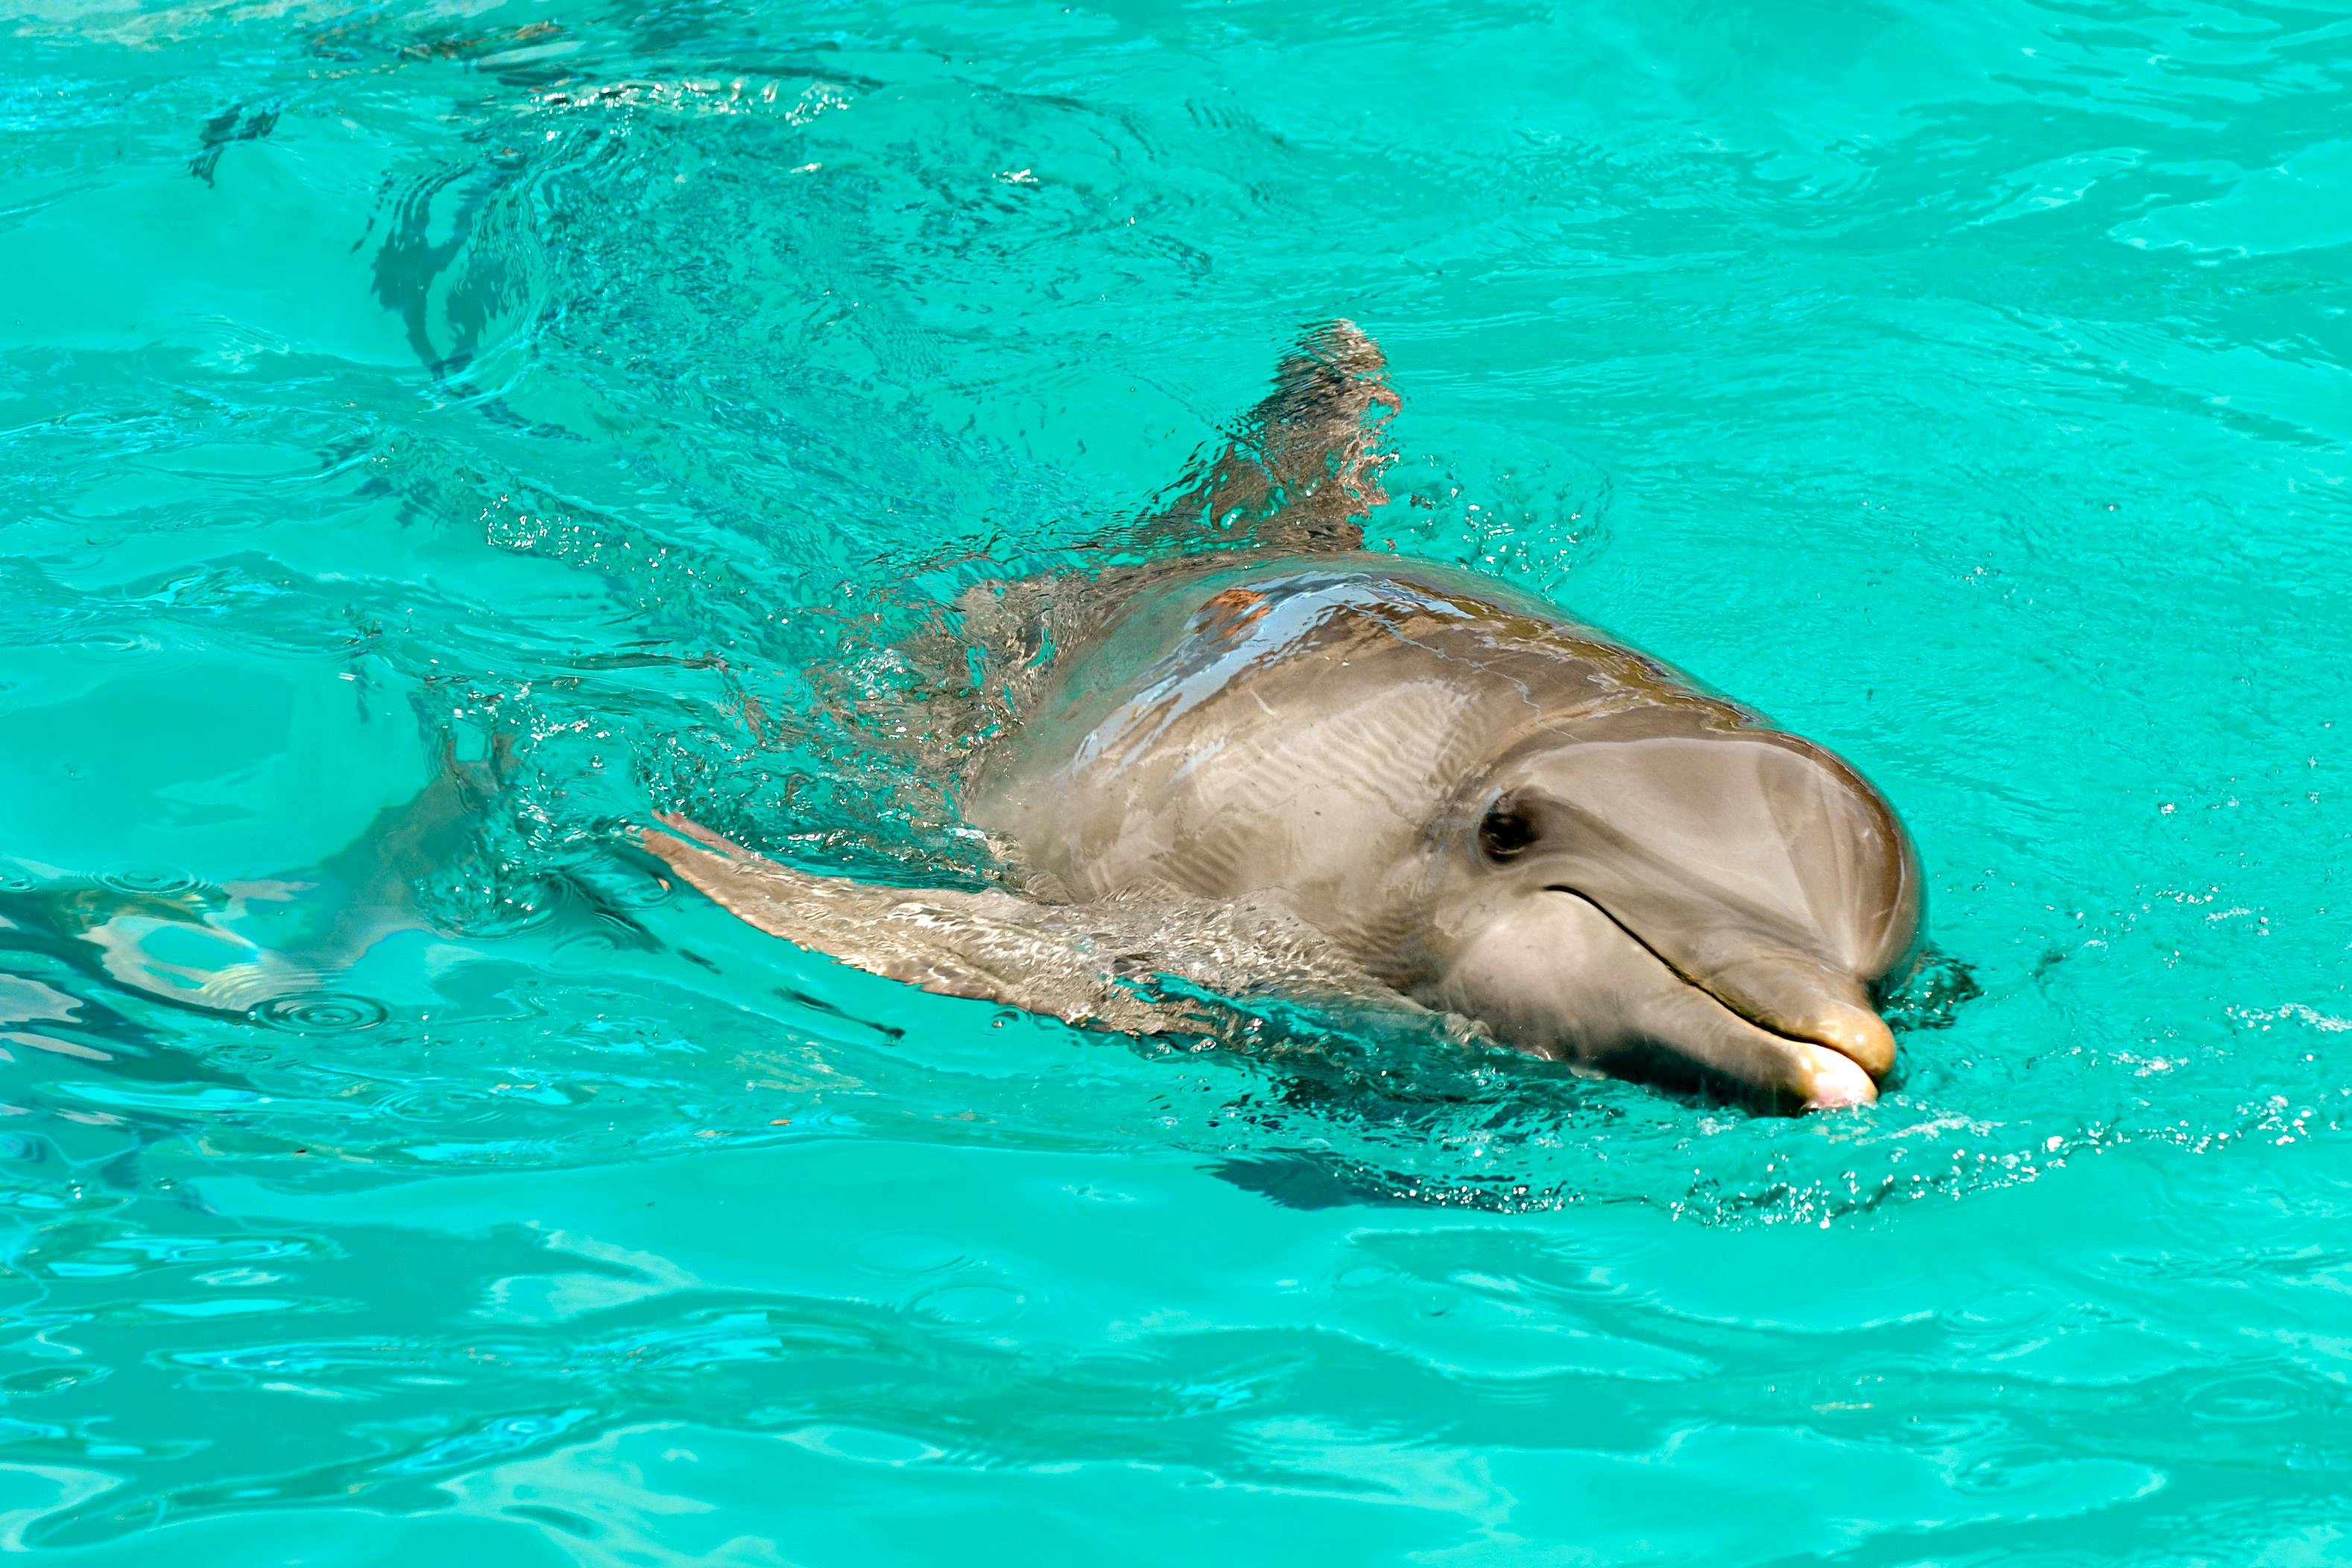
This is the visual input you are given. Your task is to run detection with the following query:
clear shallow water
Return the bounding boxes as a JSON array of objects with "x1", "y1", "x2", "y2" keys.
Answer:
[{"x1": 0, "y1": 0, "x2": 2348, "y2": 1558}]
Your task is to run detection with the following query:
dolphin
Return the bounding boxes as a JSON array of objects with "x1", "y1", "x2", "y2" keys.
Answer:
[{"x1": 645, "y1": 324, "x2": 1922, "y2": 1110}]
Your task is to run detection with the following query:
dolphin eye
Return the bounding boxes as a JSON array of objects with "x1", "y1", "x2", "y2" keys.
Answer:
[{"x1": 1478, "y1": 799, "x2": 1537, "y2": 862}]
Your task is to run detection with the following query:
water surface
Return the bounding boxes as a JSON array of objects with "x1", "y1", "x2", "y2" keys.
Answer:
[{"x1": 0, "y1": 0, "x2": 2348, "y2": 1560}]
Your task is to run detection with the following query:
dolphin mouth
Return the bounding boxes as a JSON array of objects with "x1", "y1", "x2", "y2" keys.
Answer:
[{"x1": 1543, "y1": 885, "x2": 1891, "y2": 1105}]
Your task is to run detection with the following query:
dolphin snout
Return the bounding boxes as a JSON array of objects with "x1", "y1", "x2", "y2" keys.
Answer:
[
  {"x1": 1438, "y1": 888, "x2": 1891, "y2": 1113},
  {"x1": 1808, "y1": 1002, "x2": 1897, "y2": 1081},
  {"x1": 1592, "y1": 941, "x2": 1883, "y2": 1113},
  {"x1": 1689, "y1": 956, "x2": 1898, "y2": 1081},
  {"x1": 1538, "y1": 888, "x2": 1901, "y2": 1099},
  {"x1": 1798, "y1": 1047, "x2": 1877, "y2": 1110}
]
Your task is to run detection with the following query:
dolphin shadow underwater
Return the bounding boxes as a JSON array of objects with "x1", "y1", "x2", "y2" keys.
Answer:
[{"x1": 641, "y1": 323, "x2": 1930, "y2": 1113}]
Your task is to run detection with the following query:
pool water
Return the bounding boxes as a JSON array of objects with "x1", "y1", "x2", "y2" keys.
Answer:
[{"x1": 1, "y1": 0, "x2": 2348, "y2": 1560}]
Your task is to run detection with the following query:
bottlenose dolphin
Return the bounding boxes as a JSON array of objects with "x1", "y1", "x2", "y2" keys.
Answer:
[{"x1": 646, "y1": 324, "x2": 1922, "y2": 1110}]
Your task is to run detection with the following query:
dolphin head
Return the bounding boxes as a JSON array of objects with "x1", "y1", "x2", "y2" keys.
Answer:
[{"x1": 1423, "y1": 713, "x2": 1921, "y2": 1110}]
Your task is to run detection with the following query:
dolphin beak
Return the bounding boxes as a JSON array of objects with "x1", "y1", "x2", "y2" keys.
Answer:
[
  {"x1": 1439, "y1": 889, "x2": 1893, "y2": 1113},
  {"x1": 1536, "y1": 891, "x2": 1902, "y2": 1103},
  {"x1": 1808, "y1": 1002, "x2": 1897, "y2": 1081},
  {"x1": 1797, "y1": 1048, "x2": 1878, "y2": 1110},
  {"x1": 1686, "y1": 959, "x2": 1897, "y2": 1081},
  {"x1": 1616, "y1": 959, "x2": 1882, "y2": 1112},
  {"x1": 1605, "y1": 919, "x2": 1906, "y2": 1108}
]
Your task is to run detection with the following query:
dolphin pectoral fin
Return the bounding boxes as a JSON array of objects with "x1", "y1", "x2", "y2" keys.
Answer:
[
  {"x1": 1138, "y1": 318, "x2": 1400, "y2": 553},
  {"x1": 638, "y1": 818, "x2": 1211, "y2": 1037}
]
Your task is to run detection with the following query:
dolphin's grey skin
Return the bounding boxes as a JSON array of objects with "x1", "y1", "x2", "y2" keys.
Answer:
[{"x1": 647, "y1": 324, "x2": 1922, "y2": 1110}]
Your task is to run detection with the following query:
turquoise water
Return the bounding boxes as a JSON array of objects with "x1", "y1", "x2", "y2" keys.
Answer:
[{"x1": 0, "y1": 0, "x2": 2348, "y2": 1559}]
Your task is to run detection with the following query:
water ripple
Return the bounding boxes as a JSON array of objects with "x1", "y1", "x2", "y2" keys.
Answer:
[{"x1": 0, "y1": 0, "x2": 2345, "y2": 1558}]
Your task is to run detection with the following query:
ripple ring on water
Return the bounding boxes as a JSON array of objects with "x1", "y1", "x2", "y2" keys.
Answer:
[
  {"x1": 80, "y1": 629, "x2": 161, "y2": 657},
  {"x1": 98, "y1": 864, "x2": 200, "y2": 897},
  {"x1": 250, "y1": 993, "x2": 391, "y2": 1034},
  {"x1": 906, "y1": 1280, "x2": 1026, "y2": 1328},
  {"x1": 548, "y1": 926, "x2": 619, "y2": 974}
]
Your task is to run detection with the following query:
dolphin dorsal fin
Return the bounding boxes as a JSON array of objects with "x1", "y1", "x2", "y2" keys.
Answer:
[
  {"x1": 881, "y1": 323, "x2": 1401, "y2": 764},
  {"x1": 1130, "y1": 320, "x2": 1399, "y2": 557}
]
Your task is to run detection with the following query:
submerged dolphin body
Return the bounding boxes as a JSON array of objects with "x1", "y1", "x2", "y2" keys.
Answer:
[{"x1": 648, "y1": 326, "x2": 1922, "y2": 1110}]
